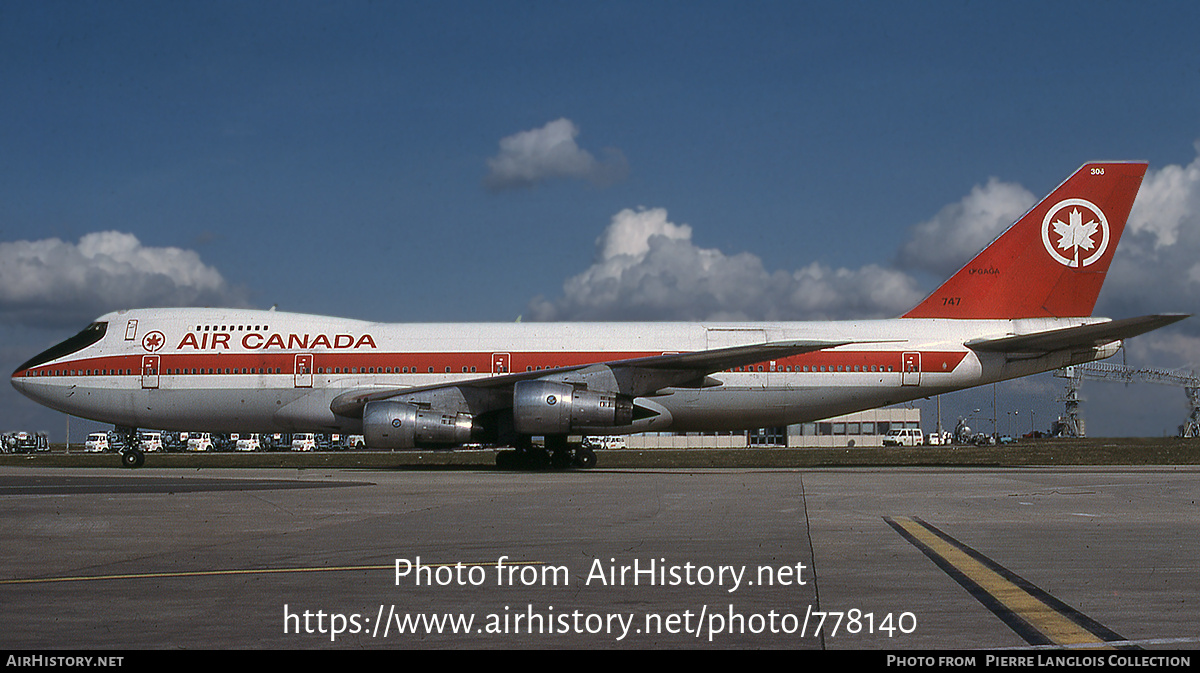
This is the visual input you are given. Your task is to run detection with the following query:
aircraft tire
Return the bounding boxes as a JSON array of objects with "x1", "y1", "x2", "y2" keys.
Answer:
[
  {"x1": 525, "y1": 447, "x2": 551, "y2": 470},
  {"x1": 550, "y1": 449, "x2": 573, "y2": 469},
  {"x1": 121, "y1": 449, "x2": 145, "y2": 469},
  {"x1": 495, "y1": 450, "x2": 519, "y2": 470},
  {"x1": 574, "y1": 448, "x2": 597, "y2": 469}
]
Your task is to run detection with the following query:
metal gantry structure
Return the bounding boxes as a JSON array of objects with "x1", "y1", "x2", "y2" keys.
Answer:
[{"x1": 1052, "y1": 362, "x2": 1200, "y2": 437}]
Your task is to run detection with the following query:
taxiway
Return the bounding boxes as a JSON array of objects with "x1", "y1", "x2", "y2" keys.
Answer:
[{"x1": 0, "y1": 465, "x2": 1196, "y2": 649}]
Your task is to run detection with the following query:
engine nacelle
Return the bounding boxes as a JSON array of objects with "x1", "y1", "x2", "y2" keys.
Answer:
[
  {"x1": 362, "y1": 400, "x2": 474, "y2": 449},
  {"x1": 512, "y1": 380, "x2": 633, "y2": 435}
]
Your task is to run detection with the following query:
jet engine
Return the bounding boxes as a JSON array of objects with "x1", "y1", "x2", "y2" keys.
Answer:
[
  {"x1": 362, "y1": 400, "x2": 475, "y2": 449},
  {"x1": 512, "y1": 380, "x2": 633, "y2": 435}
]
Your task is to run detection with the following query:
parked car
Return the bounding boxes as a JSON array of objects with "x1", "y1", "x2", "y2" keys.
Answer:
[
  {"x1": 971, "y1": 433, "x2": 996, "y2": 446},
  {"x1": 882, "y1": 428, "x2": 924, "y2": 447}
]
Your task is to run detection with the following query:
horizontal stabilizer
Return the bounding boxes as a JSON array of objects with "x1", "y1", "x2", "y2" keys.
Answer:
[{"x1": 965, "y1": 314, "x2": 1188, "y2": 354}]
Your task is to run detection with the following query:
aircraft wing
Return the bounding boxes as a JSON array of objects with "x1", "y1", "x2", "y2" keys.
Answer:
[
  {"x1": 330, "y1": 339, "x2": 853, "y2": 417},
  {"x1": 599, "y1": 339, "x2": 856, "y2": 372},
  {"x1": 965, "y1": 314, "x2": 1188, "y2": 354}
]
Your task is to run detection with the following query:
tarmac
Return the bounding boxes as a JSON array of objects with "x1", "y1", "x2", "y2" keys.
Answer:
[{"x1": 0, "y1": 453, "x2": 1197, "y2": 649}]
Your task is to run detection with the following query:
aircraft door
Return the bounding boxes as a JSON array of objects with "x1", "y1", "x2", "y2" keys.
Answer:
[
  {"x1": 141, "y1": 355, "x2": 160, "y2": 389},
  {"x1": 901, "y1": 352, "x2": 921, "y2": 386},
  {"x1": 492, "y1": 353, "x2": 510, "y2": 374},
  {"x1": 294, "y1": 354, "x2": 313, "y2": 388}
]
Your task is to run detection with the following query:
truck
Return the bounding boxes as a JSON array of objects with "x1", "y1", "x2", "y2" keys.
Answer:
[
  {"x1": 234, "y1": 434, "x2": 261, "y2": 451},
  {"x1": 85, "y1": 432, "x2": 110, "y2": 452},
  {"x1": 138, "y1": 432, "x2": 163, "y2": 452},
  {"x1": 3, "y1": 432, "x2": 49, "y2": 453},
  {"x1": 291, "y1": 433, "x2": 317, "y2": 451},
  {"x1": 186, "y1": 432, "x2": 214, "y2": 451}
]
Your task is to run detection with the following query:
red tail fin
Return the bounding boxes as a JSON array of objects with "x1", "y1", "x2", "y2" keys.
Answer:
[{"x1": 902, "y1": 161, "x2": 1147, "y2": 319}]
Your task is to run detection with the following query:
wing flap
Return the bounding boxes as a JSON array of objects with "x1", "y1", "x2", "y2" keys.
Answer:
[{"x1": 965, "y1": 314, "x2": 1188, "y2": 354}]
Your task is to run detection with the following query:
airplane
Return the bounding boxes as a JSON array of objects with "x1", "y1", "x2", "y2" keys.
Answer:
[{"x1": 11, "y1": 161, "x2": 1187, "y2": 469}]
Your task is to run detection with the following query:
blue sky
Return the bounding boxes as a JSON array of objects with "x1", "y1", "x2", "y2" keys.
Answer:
[{"x1": 4, "y1": 1, "x2": 1200, "y2": 438}]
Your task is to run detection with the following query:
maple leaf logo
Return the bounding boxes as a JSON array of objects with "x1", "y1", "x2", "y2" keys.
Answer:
[
  {"x1": 1052, "y1": 208, "x2": 1099, "y2": 260},
  {"x1": 1041, "y1": 199, "x2": 1109, "y2": 268},
  {"x1": 142, "y1": 331, "x2": 165, "y2": 352}
]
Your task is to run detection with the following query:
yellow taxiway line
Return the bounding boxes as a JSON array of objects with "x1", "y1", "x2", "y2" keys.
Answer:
[{"x1": 886, "y1": 516, "x2": 1125, "y2": 649}]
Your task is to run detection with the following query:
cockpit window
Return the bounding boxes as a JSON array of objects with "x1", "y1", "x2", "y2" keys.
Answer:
[{"x1": 14, "y1": 322, "x2": 109, "y2": 373}]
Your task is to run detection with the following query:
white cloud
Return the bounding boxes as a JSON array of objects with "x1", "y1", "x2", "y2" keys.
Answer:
[
  {"x1": 526, "y1": 148, "x2": 1200, "y2": 331},
  {"x1": 1099, "y1": 149, "x2": 1200, "y2": 325},
  {"x1": 1122, "y1": 330, "x2": 1200, "y2": 370},
  {"x1": 525, "y1": 173, "x2": 1040, "y2": 323},
  {"x1": 886, "y1": 148, "x2": 1200, "y2": 343},
  {"x1": 896, "y1": 177, "x2": 1036, "y2": 277},
  {"x1": 0, "y1": 231, "x2": 250, "y2": 328},
  {"x1": 527, "y1": 207, "x2": 925, "y2": 321},
  {"x1": 593, "y1": 206, "x2": 692, "y2": 259},
  {"x1": 484, "y1": 118, "x2": 628, "y2": 191},
  {"x1": 1126, "y1": 146, "x2": 1200, "y2": 248}
]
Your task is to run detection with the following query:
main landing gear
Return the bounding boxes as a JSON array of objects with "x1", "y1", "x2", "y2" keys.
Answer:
[
  {"x1": 114, "y1": 426, "x2": 145, "y2": 469},
  {"x1": 495, "y1": 435, "x2": 597, "y2": 470}
]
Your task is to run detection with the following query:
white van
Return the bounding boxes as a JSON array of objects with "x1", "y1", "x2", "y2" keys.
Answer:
[
  {"x1": 85, "y1": 432, "x2": 109, "y2": 452},
  {"x1": 584, "y1": 436, "x2": 627, "y2": 450},
  {"x1": 291, "y1": 433, "x2": 317, "y2": 451},
  {"x1": 186, "y1": 432, "x2": 213, "y2": 451},
  {"x1": 882, "y1": 428, "x2": 924, "y2": 447},
  {"x1": 235, "y1": 434, "x2": 260, "y2": 451},
  {"x1": 139, "y1": 432, "x2": 163, "y2": 452}
]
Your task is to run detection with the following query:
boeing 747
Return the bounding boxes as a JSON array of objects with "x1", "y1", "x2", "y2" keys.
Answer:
[{"x1": 11, "y1": 162, "x2": 1185, "y2": 467}]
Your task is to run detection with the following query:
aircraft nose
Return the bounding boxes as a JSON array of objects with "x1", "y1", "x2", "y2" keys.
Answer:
[
  {"x1": 10, "y1": 369, "x2": 46, "y2": 403},
  {"x1": 11, "y1": 370, "x2": 32, "y2": 396}
]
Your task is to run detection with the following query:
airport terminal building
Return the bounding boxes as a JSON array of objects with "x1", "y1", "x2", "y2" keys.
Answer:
[{"x1": 622, "y1": 406, "x2": 922, "y2": 449}]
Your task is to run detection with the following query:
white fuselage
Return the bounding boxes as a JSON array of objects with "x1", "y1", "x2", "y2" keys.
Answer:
[{"x1": 11, "y1": 307, "x2": 1115, "y2": 436}]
